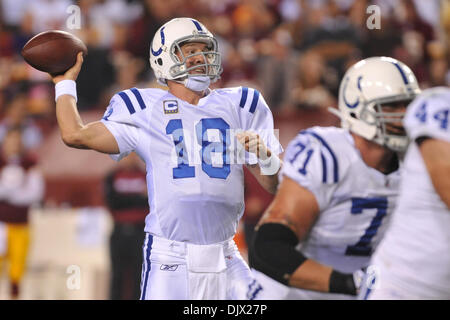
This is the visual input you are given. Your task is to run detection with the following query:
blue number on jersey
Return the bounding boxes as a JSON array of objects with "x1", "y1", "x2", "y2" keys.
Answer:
[
  {"x1": 196, "y1": 118, "x2": 231, "y2": 179},
  {"x1": 289, "y1": 141, "x2": 314, "y2": 175},
  {"x1": 345, "y1": 197, "x2": 388, "y2": 256},
  {"x1": 166, "y1": 118, "x2": 231, "y2": 179},
  {"x1": 433, "y1": 109, "x2": 449, "y2": 130},
  {"x1": 166, "y1": 119, "x2": 195, "y2": 179},
  {"x1": 415, "y1": 102, "x2": 449, "y2": 130},
  {"x1": 414, "y1": 102, "x2": 427, "y2": 123}
]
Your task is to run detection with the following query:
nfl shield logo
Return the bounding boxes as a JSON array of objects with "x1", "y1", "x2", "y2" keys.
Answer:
[{"x1": 163, "y1": 100, "x2": 178, "y2": 114}]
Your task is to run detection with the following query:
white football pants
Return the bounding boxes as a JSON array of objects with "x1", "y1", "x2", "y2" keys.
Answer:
[{"x1": 139, "y1": 233, "x2": 255, "y2": 300}]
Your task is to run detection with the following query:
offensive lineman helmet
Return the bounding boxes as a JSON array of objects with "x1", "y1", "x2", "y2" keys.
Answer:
[
  {"x1": 149, "y1": 17, "x2": 222, "y2": 86},
  {"x1": 329, "y1": 57, "x2": 421, "y2": 152}
]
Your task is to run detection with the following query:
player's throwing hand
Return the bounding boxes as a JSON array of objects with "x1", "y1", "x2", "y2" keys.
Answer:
[{"x1": 52, "y1": 52, "x2": 84, "y2": 84}]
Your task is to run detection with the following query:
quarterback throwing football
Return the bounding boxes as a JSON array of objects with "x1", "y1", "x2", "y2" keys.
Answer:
[{"x1": 50, "y1": 18, "x2": 282, "y2": 300}]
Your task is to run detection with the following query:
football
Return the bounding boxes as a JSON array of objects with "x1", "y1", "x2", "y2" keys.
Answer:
[{"x1": 21, "y1": 30, "x2": 88, "y2": 76}]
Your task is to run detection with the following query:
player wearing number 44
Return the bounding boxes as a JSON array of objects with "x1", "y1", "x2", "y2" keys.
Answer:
[
  {"x1": 51, "y1": 17, "x2": 283, "y2": 300},
  {"x1": 248, "y1": 57, "x2": 421, "y2": 299},
  {"x1": 360, "y1": 87, "x2": 450, "y2": 300}
]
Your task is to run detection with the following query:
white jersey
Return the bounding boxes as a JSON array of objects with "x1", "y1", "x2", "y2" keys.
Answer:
[
  {"x1": 282, "y1": 127, "x2": 400, "y2": 273},
  {"x1": 101, "y1": 86, "x2": 282, "y2": 245},
  {"x1": 367, "y1": 87, "x2": 450, "y2": 299},
  {"x1": 255, "y1": 126, "x2": 401, "y2": 300}
]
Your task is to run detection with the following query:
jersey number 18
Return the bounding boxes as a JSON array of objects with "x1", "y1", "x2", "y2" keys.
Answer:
[{"x1": 166, "y1": 118, "x2": 231, "y2": 180}]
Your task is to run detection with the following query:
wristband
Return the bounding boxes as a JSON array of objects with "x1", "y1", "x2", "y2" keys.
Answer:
[
  {"x1": 258, "y1": 153, "x2": 281, "y2": 176},
  {"x1": 329, "y1": 269, "x2": 357, "y2": 295},
  {"x1": 55, "y1": 80, "x2": 77, "y2": 102}
]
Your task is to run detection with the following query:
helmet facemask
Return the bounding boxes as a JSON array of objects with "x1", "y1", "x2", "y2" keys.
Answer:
[
  {"x1": 169, "y1": 35, "x2": 222, "y2": 83},
  {"x1": 361, "y1": 96, "x2": 414, "y2": 153}
]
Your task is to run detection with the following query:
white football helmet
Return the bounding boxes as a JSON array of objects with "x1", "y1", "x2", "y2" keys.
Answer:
[
  {"x1": 149, "y1": 17, "x2": 222, "y2": 86},
  {"x1": 329, "y1": 56, "x2": 421, "y2": 152}
]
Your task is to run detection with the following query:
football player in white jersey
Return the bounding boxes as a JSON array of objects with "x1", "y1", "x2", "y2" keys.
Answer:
[
  {"x1": 248, "y1": 57, "x2": 421, "y2": 299},
  {"x1": 361, "y1": 87, "x2": 450, "y2": 300},
  {"x1": 49, "y1": 17, "x2": 283, "y2": 300}
]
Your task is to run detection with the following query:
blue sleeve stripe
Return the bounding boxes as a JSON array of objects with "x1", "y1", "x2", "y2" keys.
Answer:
[
  {"x1": 320, "y1": 152, "x2": 327, "y2": 183},
  {"x1": 118, "y1": 91, "x2": 136, "y2": 114},
  {"x1": 131, "y1": 88, "x2": 147, "y2": 110},
  {"x1": 249, "y1": 90, "x2": 260, "y2": 114},
  {"x1": 301, "y1": 130, "x2": 339, "y2": 183},
  {"x1": 239, "y1": 87, "x2": 248, "y2": 109},
  {"x1": 309, "y1": 131, "x2": 339, "y2": 183}
]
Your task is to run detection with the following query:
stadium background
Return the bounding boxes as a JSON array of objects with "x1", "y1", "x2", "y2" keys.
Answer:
[{"x1": 0, "y1": 0, "x2": 449, "y2": 299}]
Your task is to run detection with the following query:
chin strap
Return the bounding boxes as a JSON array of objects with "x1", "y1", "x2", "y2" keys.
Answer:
[{"x1": 183, "y1": 75, "x2": 211, "y2": 92}]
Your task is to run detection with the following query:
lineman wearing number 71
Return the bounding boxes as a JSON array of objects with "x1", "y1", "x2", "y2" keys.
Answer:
[
  {"x1": 249, "y1": 57, "x2": 421, "y2": 299},
  {"x1": 50, "y1": 17, "x2": 283, "y2": 300}
]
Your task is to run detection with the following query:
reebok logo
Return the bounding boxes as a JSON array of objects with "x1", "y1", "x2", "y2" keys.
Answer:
[{"x1": 160, "y1": 264, "x2": 178, "y2": 271}]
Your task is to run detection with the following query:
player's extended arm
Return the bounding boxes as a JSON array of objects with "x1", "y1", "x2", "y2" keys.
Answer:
[
  {"x1": 250, "y1": 176, "x2": 360, "y2": 295},
  {"x1": 52, "y1": 52, "x2": 119, "y2": 154},
  {"x1": 419, "y1": 137, "x2": 450, "y2": 208},
  {"x1": 237, "y1": 131, "x2": 282, "y2": 194}
]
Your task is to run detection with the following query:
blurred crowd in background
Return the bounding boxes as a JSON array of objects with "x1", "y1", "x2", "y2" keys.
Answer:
[
  {"x1": 0, "y1": 0, "x2": 448, "y2": 145},
  {"x1": 0, "y1": 0, "x2": 449, "y2": 299},
  {"x1": 1, "y1": 0, "x2": 449, "y2": 121},
  {"x1": 0, "y1": 0, "x2": 448, "y2": 200}
]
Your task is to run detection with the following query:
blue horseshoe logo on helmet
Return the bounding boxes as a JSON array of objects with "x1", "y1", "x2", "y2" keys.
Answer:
[
  {"x1": 151, "y1": 27, "x2": 166, "y2": 57},
  {"x1": 343, "y1": 76, "x2": 362, "y2": 109}
]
